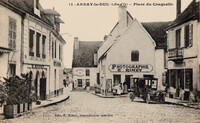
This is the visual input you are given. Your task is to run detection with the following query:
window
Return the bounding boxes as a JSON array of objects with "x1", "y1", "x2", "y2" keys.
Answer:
[
  {"x1": 55, "y1": 42, "x2": 57, "y2": 58},
  {"x1": 184, "y1": 24, "x2": 193, "y2": 48},
  {"x1": 9, "y1": 64, "x2": 16, "y2": 77},
  {"x1": 52, "y1": 41, "x2": 54, "y2": 58},
  {"x1": 176, "y1": 29, "x2": 181, "y2": 48},
  {"x1": 113, "y1": 75, "x2": 121, "y2": 86},
  {"x1": 184, "y1": 25, "x2": 190, "y2": 47},
  {"x1": 131, "y1": 50, "x2": 139, "y2": 61},
  {"x1": 42, "y1": 35, "x2": 46, "y2": 58},
  {"x1": 36, "y1": 32, "x2": 41, "y2": 57},
  {"x1": 86, "y1": 69, "x2": 90, "y2": 76},
  {"x1": 78, "y1": 79, "x2": 82, "y2": 87},
  {"x1": 59, "y1": 44, "x2": 61, "y2": 60},
  {"x1": 29, "y1": 29, "x2": 35, "y2": 56},
  {"x1": 8, "y1": 18, "x2": 16, "y2": 49}
]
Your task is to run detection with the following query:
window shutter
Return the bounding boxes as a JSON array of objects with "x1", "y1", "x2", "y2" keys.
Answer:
[{"x1": 189, "y1": 24, "x2": 193, "y2": 46}]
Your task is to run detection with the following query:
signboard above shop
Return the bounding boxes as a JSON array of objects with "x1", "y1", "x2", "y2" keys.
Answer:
[{"x1": 109, "y1": 64, "x2": 153, "y2": 73}]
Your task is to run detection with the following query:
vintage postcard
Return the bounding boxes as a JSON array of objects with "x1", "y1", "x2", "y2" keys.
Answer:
[{"x1": 0, "y1": 0, "x2": 200, "y2": 123}]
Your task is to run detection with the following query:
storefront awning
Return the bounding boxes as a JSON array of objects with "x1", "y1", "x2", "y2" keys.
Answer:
[{"x1": 0, "y1": 47, "x2": 12, "y2": 54}]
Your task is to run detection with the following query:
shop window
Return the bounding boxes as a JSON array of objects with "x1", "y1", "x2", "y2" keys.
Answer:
[
  {"x1": 86, "y1": 79, "x2": 90, "y2": 86},
  {"x1": 86, "y1": 69, "x2": 90, "y2": 76},
  {"x1": 185, "y1": 69, "x2": 193, "y2": 91},
  {"x1": 113, "y1": 75, "x2": 121, "y2": 86},
  {"x1": 131, "y1": 50, "x2": 139, "y2": 61},
  {"x1": 176, "y1": 29, "x2": 181, "y2": 48},
  {"x1": 9, "y1": 64, "x2": 16, "y2": 77},
  {"x1": 78, "y1": 79, "x2": 82, "y2": 87},
  {"x1": 8, "y1": 18, "x2": 16, "y2": 49},
  {"x1": 42, "y1": 35, "x2": 46, "y2": 58},
  {"x1": 29, "y1": 29, "x2": 35, "y2": 56},
  {"x1": 36, "y1": 32, "x2": 41, "y2": 57}
]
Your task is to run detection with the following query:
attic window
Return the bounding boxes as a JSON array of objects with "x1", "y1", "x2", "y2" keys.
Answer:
[{"x1": 131, "y1": 50, "x2": 139, "y2": 61}]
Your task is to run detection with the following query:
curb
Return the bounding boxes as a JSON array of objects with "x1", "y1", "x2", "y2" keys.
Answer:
[
  {"x1": 92, "y1": 92, "x2": 128, "y2": 98},
  {"x1": 165, "y1": 101, "x2": 200, "y2": 110},
  {"x1": 35, "y1": 96, "x2": 70, "y2": 109}
]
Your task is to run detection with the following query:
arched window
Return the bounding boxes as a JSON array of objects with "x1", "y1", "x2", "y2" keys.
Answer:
[{"x1": 131, "y1": 50, "x2": 139, "y2": 61}]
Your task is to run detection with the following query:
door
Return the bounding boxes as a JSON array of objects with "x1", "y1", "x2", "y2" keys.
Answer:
[
  {"x1": 40, "y1": 78, "x2": 46, "y2": 100},
  {"x1": 125, "y1": 75, "x2": 132, "y2": 89},
  {"x1": 78, "y1": 79, "x2": 83, "y2": 87}
]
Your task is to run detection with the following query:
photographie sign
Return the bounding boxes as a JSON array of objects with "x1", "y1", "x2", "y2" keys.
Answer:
[{"x1": 109, "y1": 64, "x2": 153, "y2": 73}]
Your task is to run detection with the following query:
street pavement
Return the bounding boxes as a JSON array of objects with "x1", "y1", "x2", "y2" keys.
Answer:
[{"x1": 1, "y1": 91, "x2": 200, "y2": 123}]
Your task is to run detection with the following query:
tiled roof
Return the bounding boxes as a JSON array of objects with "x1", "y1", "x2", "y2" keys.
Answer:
[
  {"x1": 142, "y1": 22, "x2": 171, "y2": 49},
  {"x1": 4, "y1": 0, "x2": 54, "y2": 27},
  {"x1": 72, "y1": 41, "x2": 102, "y2": 67},
  {"x1": 167, "y1": 1, "x2": 199, "y2": 29}
]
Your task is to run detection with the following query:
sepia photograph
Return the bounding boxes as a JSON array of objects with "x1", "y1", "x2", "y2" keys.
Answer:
[{"x1": 0, "y1": 0, "x2": 200, "y2": 123}]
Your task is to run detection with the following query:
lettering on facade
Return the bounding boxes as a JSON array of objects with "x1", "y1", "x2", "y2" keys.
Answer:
[
  {"x1": 109, "y1": 64, "x2": 153, "y2": 73},
  {"x1": 75, "y1": 69, "x2": 84, "y2": 77},
  {"x1": 32, "y1": 65, "x2": 44, "y2": 69},
  {"x1": 54, "y1": 61, "x2": 61, "y2": 67}
]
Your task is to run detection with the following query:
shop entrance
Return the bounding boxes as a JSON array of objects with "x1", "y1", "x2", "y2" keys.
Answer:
[
  {"x1": 40, "y1": 78, "x2": 46, "y2": 100},
  {"x1": 125, "y1": 75, "x2": 132, "y2": 89}
]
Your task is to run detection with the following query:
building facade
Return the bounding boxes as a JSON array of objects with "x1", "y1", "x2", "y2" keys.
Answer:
[
  {"x1": 98, "y1": 5, "x2": 169, "y2": 94},
  {"x1": 166, "y1": 0, "x2": 200, "y2": 101},
  {"x1": 0, "y1": 1, "x2": 23, "y2": 82},
  {"x1": 72, "y1": 37, "x2": 102, "y2": 90},
  {"x1": 0, "y1": 0, "x2": 66, "y2": 100}
]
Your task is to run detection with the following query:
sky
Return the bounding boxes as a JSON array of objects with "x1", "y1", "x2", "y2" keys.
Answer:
[{"x1": 40, "y1": 0, "x2": 193, "y2": 68}]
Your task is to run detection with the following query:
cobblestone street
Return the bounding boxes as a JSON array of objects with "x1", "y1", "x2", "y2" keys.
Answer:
[{"x1": 2, "y1": 91, "x2": 200, "y2": 123}]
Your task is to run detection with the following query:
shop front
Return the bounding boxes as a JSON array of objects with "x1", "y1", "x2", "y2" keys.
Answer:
[
  {"x1": 23, "y1": 64, "x2": 49, "y2": 100},
  {"x1": 167, "y1": 59, "x2": 199, "y2": 101}
]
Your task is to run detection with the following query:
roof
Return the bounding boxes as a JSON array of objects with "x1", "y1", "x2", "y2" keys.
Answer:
[
  {"x1": 142, "y1": 22, "x2": 171, "y2": 49},
  {"x1": 72, "y1": 41, "x2": 102, "y2": 67},
  {"x1": 4, "y1": 0, "x2": 54, "y2": 27},
  {"x1": 42, "y1": 9, "x2": 61, "y2": 16},
  {"x1": 167, "y1": 1, "x2": 199, "y2": 29}
]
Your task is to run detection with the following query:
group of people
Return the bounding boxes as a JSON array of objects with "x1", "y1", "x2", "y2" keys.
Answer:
[{"x1": 113, "y1": 82, "x2": 128, "y2": 95}]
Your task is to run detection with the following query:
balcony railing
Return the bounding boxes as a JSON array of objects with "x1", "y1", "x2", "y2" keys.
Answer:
[{"x1": 168, "y1": 48, "x2": 184, "y2": 60}]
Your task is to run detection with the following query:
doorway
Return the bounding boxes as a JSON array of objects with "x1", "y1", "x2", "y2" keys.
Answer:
[
  {"x1": 40, "y1": 78, "x2": 46, "y2": 100},
  {"x1": 125, "y1": 75, "x2": 132, "y2": 89}
]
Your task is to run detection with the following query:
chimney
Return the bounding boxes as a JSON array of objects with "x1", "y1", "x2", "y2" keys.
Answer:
[
  {"x1": 177, "y1": 0, "x2": 181, "y2": 17},
  {"x1": 118, "y1": 5, "x2": 127, "y2": 34},
  {"x1": 74, "y1": 37, "x2": 79, "y2": 50}
]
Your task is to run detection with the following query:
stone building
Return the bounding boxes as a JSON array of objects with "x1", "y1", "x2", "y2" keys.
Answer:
[
  {"x1": 0, "y1": 1, "x2": 23, "y2": 81},
  {"x1": 98, "y1": 5, "x2": 170, "y2": 94},
  {"x1": 72, "y1": 37, "x2": 102, "y2": 90},
  {"x1": 0, "y1": 0, "x2": 66, "y2": 100},
  {"x1": 166, "y1": 0, "x2": 200, "y2": 101}
]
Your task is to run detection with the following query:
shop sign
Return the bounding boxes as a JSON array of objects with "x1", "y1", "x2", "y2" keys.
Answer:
[
  {"x1": 109, "y1": 64, "x2": 153, "y2": 73},
  {"x1": 32, "y1": 65, "x2": 44, "y2": 69}
]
